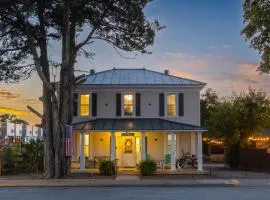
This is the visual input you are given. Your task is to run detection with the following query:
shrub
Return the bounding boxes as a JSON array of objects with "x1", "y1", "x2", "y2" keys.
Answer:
[
  {"x1": 98, "y1": 160, "x2": 116, "y2": 176},
  {"x1": 3, "y1": 145, "x2": 23, "y2": 174},
  {"x1": 139, "y1": 160, "x2": 157, "y2": 176},
  {"x1": 22, "y1": 139, "x2": 44, "y2": 172}
]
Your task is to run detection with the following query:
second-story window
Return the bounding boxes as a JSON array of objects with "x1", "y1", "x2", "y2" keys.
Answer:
[
  {"x1": 167, "y1": 94, "x2": 176, "y2": 116},
  {"x1": 124, "y1": 94, "x2": 134, "y2": 116},
  {"x1": 80, "y1": 94, "x2": 90, "y2": 116}
]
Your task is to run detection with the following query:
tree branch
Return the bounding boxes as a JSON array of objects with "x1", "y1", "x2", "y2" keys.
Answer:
[
  {"x1": 27, "y1": 105, "x2": 45, "y2": 121},
  {"x1": 75, "y1": 0, "x2": 115, "y2": 52}
]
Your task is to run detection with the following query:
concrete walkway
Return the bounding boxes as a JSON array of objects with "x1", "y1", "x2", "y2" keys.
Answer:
[{"x1": 0, "y1": 178, "x2": 241, "y2": 187}]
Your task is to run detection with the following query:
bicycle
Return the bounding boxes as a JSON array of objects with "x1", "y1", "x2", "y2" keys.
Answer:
[{"x1": 176, "y1": 150, "x2": 197, "y2": 169}]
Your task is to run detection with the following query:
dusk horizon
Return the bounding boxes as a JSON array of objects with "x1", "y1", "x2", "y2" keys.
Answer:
[{"x1": 0, "y1": 0, "x2": 267, "y2": 124}]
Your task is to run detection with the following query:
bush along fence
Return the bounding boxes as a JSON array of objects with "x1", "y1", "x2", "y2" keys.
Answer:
[{"x1": 0, "y1": 139, "x2": 44, "y2": 175}]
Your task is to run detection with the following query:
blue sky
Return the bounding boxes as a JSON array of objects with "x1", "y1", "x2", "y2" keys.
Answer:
[{"x1": 0, "y1": 0, "x2": 268, "y2": 124}]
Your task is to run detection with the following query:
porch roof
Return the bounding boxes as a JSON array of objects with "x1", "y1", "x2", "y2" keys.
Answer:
[{"x1": 73, "y1": 118, "x2": 207, "y2": 132}]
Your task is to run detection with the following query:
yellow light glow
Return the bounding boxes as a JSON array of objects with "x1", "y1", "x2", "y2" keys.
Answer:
[
  {"x1": 167, "y1": 94, "x2": 176, "y2": 116},
  {"x1": 84, "y1": 134, "x2": 89, "y2": 157},
  {"x1": 124, "y1": 94, "x2": 133, "y2": 116},
  {"x1": 80, "y1": 94, "x2": 90, "y2": 116}
]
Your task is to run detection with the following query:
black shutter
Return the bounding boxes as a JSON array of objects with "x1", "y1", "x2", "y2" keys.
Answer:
[
  {"x1": 178, "y1": 93, "x2": 184, "y2": 116},
  {"x1": 73, "y1": 93, "x2": 78, "y2": 117},
  {"x1": 116, "y1": 93, "x2": 121, "y2": 116},
  {"x1": 135, "y1": 93, "x2": 141, "y2": 116},
  {"x1": 92, "y1": 93, "x2": 97, "y2": 117},
  {"x1": 159, "y1": 93, "x2": 165, "y2": 116}
]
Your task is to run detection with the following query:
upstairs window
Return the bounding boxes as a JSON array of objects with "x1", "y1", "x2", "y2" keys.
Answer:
[
  {"x1": 167, "y1": 94, "x2": 176, "y2": 116},
  {"x1": 124, "y1": 94, "x2": 134, "y2": 116},
  {"x1": 80, "y1": 94, "x2": 90, "y2": 116}
]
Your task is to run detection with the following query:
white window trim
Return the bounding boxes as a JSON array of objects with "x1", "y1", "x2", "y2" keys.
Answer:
[
  {"x1": 79, "y1": 93, "x2": 91, "y2": 118},
  {"x1": 121, "y1": 92, "x2": 136, "y2": 118},
  {"x1": 165, "y1": 93, "x2": 178, "y2": 118}
]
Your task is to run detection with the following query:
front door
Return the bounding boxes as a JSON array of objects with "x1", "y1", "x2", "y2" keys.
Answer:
[{"x1": 121, "y1": 136, "x2": 136, "y2": 167}]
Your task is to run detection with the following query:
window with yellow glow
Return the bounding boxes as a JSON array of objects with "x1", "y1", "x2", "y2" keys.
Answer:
[
  {"x1": 80, "y1": 94, "x2": 90, "y2": 116},
  {"x1": 84, "y1": 134, "x2": 89, "y2": 157},
  {"x1": 124, "y1": 94, "x2": 133, "y2": 116},
  {"x1": 167, "y1": 94, "x2": 176, "y2": 116}
]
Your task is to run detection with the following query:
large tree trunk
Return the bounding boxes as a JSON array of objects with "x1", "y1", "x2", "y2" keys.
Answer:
[
  {"x1": 55, "y1": 1, "x2": 75, "y2": 178},
  {"x1": 37, "y1": 0, "x2": 55, "y2": 178}
]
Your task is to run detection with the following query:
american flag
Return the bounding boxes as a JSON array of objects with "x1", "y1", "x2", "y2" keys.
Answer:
[{"x1": 65, "y1": 125, "x2": 73, "y2": 157}]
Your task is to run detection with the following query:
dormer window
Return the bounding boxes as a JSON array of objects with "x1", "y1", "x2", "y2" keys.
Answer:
[
  {"x1": 124, "y1": 94, "x2": 134, "y2": 116},
  {"x1": 80, "y1": 94, "x2": 90, "y2": 116},
  {"x1": 167, "y1": 94, "x2": 177, "y2": 116}
]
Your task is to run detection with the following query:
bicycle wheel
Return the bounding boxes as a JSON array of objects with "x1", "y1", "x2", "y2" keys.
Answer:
[
  {"x1": 176, "y1": 158, "x2": 185, "y2": 168},
  {"x1": 192, "y1": 159, "x2": 197, "y2": 169}
]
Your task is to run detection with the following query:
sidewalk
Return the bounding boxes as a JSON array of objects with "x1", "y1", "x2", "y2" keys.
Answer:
[{"x1": 0, "y1": 178, "x2": 240, "y2": 187}]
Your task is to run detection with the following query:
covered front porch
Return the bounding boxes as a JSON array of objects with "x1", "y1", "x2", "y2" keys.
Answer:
[{"x1": 72, "y1": 118, "x2": 206, "y2": 173}]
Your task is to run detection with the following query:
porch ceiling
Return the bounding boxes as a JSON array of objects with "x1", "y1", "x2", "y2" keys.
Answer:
[{"x1": 73, "y1": 118, "x2": 206, "y2": 132}]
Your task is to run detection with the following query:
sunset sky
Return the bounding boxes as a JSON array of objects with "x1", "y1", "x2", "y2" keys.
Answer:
[{"x1": 0, "y1": 0, "x2": 268, "y2": 124}]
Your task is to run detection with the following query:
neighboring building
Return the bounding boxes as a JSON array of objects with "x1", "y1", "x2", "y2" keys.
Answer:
[
  {"x1": 61, "y1": 68, "x2": 207, "y2": 171},
  {"x1": 0, "y1": 122, "x2": 42, "y2": 145}
]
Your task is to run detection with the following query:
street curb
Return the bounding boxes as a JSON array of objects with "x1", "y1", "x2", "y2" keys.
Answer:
[{"x1": 0, "y1": 179, "x2": 239, "y2": 188}]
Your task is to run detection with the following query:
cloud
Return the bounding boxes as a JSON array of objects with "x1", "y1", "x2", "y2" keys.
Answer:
[
  {"x1": 21, "y1": 98, "x2": 40, "y2": 105},
  {"x1": 209, "y1": 44, "x2": 232, "y2": 49},
  {"x1": 0, "y1": 90, "x2": 20, "y2": 99},
  {"x1": 235, "y1": 61, "x2": 258, "y2": 69},
  {"x1": 222, "y1": 44, "x2": 232, "y2": 48},
  {"x1": 160, "y1": 51, "x2": 268, "y2": 95},
  {"x1": 0, "y1": 106, "x2": 29, "y2": 116},
  {"x1": 210, "y1": 45, "x2": 217, "y2": 49}
]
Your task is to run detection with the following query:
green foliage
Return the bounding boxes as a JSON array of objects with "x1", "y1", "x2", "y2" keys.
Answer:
[
  {"x1": 3, "y1": 145, "x2": 23, "y2": 174},
  {"x1": 139, "y1": 160, "x2": 157, "y2": 176},
  {"x1": 0, "y1": 0, "x2": 162, "y2": 83},
  {"x1": 207, "y1": 88, "x2": 270, "y2": 146},
  {"x1": 241, "y1": 0, "x2": 270, "y2": 73},
  {"x1": 0, "y1": 114, "x2": 29, "y2": 124},
  {"x1": 98, "y1": 160, "x2": 116, "y2": 176},
  {"x1": 22, "y1": 139, "x2": 44, "y2": 172},
  {"x1": 200, "y1": 88, "x2": 219, "y2": 130}
]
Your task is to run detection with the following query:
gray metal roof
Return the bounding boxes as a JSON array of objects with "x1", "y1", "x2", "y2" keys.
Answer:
[
  {"x1": 81, "y1": 68, "x2": 206, "y2": 85},
  {"x1": 73, "y1": 118, "x2": 206, "y2": 132}
]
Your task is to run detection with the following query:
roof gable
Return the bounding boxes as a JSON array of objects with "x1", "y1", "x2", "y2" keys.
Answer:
[{"x1": 82, "y1": 68, "x2": 206, "y2": 85}]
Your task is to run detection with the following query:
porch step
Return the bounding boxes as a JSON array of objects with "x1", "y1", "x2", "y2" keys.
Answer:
[{"x1": 115, "y1": 175, "x2": 140, "y2": 181}]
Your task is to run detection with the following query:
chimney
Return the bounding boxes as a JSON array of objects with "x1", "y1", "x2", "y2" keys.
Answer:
[
  {"x1": 164, "y1": 70, "x2": 169, "y2": 75},
  {"x1": 90, "y1": 69, "x2": 95, "y2": 74}
]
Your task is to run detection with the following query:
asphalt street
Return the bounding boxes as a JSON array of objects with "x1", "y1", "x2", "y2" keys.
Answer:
[{"x1": 0, "y1": 187, "x2": 269, "y2": 200}]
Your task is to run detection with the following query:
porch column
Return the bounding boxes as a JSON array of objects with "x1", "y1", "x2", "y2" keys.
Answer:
[
  {"x1": 141, "y1": 132, "x2": 146, "y2": 161},
  {"x1": 88, "y1": 133, "x2": 92, "y2": 159},
  {"x1": 171, "y1": 132, "x2": 176, "y2": 171},
  {"x1": 190, "y1": 132, "x2": 196, "y2": 155},
  {"x1": 110, "y1": 132, "x2": 116, "y2": 161},
  {"x1": 80, "y1": 131, "x2": 85, "y2": 172},
  {"x1": 196, "y1": 132, "x2": 203, "y2": 171}
]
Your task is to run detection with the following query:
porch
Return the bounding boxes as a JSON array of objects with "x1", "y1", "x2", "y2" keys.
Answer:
[{"x1": 72, "y1": 118, "x2": 206, "y2": 173}]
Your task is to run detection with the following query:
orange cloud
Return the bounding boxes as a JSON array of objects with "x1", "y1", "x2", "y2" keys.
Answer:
[{"x1": 0, "y1": 89, "x2": 20, "y2": 99}]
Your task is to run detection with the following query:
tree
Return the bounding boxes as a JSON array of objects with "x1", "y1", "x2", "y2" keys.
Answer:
[
  {"x1": 241, "y1": 0, "x2": 270, "y2": 73},
  {"x1": 0, "y1": 0, "x2": 162, "y2": 178},
  {"x1": 0, "y1": 114, "x2": 29, "y2": 124},
  {"x1": 200, "y1": 88, "x2": 219, "y2": 128},
  {"x1": 208, "y1": 88, "x2": 270, "y2": 146},
  {"x1": 207, "y1": 88, "x2": 270, "y2": 168}
]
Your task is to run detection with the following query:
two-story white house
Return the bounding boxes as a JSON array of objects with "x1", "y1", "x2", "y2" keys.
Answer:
[{"x1": 71, "y1": 68, "x2": 206, "y2": 172}]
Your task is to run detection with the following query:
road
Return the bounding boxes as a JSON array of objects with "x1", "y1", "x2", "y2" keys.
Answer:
[{"x1": 0, "y1": 187, "x2": 269, "y2": 200}]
